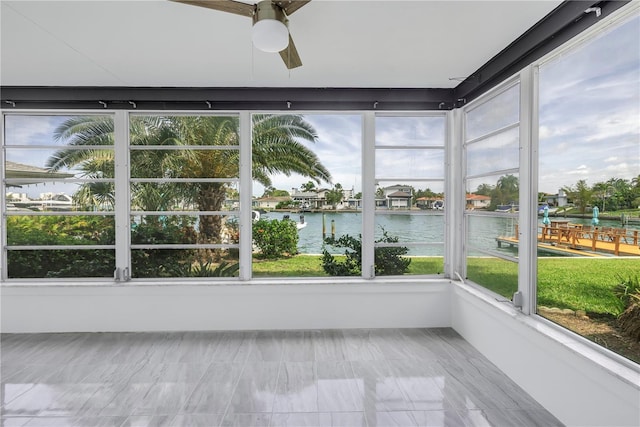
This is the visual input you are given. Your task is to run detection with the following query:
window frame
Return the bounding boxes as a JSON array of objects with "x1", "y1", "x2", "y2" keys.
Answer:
[
  {"x1": 125, "y1": 111, "x2": 242, "y2": 281},
  {"x1": 1, "y1": 110, "x2": 449, "y2": 282},
  {"x1": 460, "y1": 77, "x2": 523, "y2": 304},
  {"x1": 2, "y1": 111, "x2": 118, "y2": 281},
  {"x1": 373, "y1": 112, "x2": 448, "y2": 276}
]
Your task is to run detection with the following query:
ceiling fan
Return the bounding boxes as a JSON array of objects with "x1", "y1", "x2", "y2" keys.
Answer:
[{"x1": 171, "y1": 0, "x2": 311, "y2": 69}]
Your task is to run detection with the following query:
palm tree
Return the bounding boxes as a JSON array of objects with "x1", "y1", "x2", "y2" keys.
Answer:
[
  {"x1": 489, "y1": 174, "x2": 519, "y2": 209},
  {"x1": 49, "y1": 114, "x2": 332, "y2": 244},
  {"x1": 563, "y1": 180, "x2": 592, "y2": 215},
  {"x1": 325, "y1": 183, "x2": 344, "y2": 209}
]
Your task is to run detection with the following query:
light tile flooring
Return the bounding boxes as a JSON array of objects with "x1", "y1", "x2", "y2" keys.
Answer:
[{"x1": 1, "y1": 329, "x2": 563, "y2": 427}]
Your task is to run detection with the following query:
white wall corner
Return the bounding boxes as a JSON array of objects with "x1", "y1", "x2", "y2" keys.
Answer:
[{"x1": 451, "y1": 282, "x2": 640, "y2": 427}]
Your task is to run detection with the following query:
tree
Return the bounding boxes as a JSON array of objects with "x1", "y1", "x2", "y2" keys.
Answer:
[
  {"x1": 325, "y1": 183, "x2": 344, "y2": 209},
  {"x1": 489, "y1": 175, "x2": 518, "y2": 210},
  {"x1": 49, "y1": 114, "x2": 332, "y2": 246},
  {"x1": 563, "y1": 179, "x2": 592, "y2": 215},
  {"x1": 261, "y1": 187, "x2": 290, "y2": 198},
  {"x1": 301, "y1": 181, "x2": 316, "y2": 192},
  {"x1": 262, "y1": 186, "x2": 277, "y2": 197},
  {"x1": 476, "y1": 183, "x2": 494, "y2": 196}
]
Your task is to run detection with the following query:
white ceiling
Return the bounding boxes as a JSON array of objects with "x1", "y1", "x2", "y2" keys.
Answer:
[{"x1": 1, "y1": 0, "x2": 562, "y2": 88}]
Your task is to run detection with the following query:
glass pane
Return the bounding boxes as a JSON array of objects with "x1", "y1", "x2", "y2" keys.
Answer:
[
  {"x1": 466, "y1": 127, "x2": 519, "y2": 177},
  {"x1": 131, "y1": 248, "x2": 239, "y2": 279},
  {"x1": 129, "y1": 182, "x2": 239, "y2": 212},
  {"x1": 465, "y1": 83, "x2": 520, "y2": 141},
  {"x1": 6, "y1": 215, "x2": 115, "y2": 246},
  {"x1": 375, "y1": 212, "x2": 444, "y2": 243},
  {"x1": 251, "y1": 114, "x2": 362, "y2": 278},
  {"x1": 373, "y1": 212, "x2": 444, "y2": 277},
  {"x1": 129, "y1": 115, "x2": 239, "y2": 146},
  {"x1": 4, "y1": 183, "x2": 115, "y2": 212},
  {"x1": 131, "y1": 214, "x2": 238, "y2": 245},
  {"x1": 375, "y1": 150, "x2": 444, "y2": 179},
  {"x1": 5, "y1": 148, "x2": 115, "y2": 177},
  {"x1": 467, "y1": 214, "x2": 519, "y2": 259},
  {"x1": 537, "y1": 15, "x2": 640, "y2": 363},
  {"x1": 7, "y1": 249, "x2": 114, "y2": 278},
  {"x1": 406, "y1": 252, "x2": 444, "y2": 276},
  {"x1": 375, "y1": 116, "x2": 445, "y2": 146},
  {"x1": 375, "y1": 180, "x2": 445, "y2": 211},
  {"x1": 466, "y1": 255, "x2": 518, "y2": 299},
  {"x1": 130, "y1": 149, "x2": 238, "y2": 179},
  {"x1": 373, "y1": 175, "x2": 444, "y2": 276},
  {"x1": 4, "y1": 115, "x2": 113, "y2": 146},
  {"x1": 466, "y1": 174, "x2": 519, "y2": 212}
]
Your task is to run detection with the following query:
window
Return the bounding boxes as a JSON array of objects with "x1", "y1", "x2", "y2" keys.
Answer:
[
  {"x1": 463, "y1": 83, "x2": 521, "y2": 298},
  {"x1": 536, "y1": 13, "x2": 640, "y2": 362},
  {"x1": 252, "y1": 114, "x2": 363, "y2": 278},
  {"x1": 128, "y1": 114, "x2": 240, "y2": 279},
  {"x1": 3, "y1": 114, "x2": 115, "y2": 278},
  {"x1": 374, "y1": 114, "x2": 446, "y2": 275}
]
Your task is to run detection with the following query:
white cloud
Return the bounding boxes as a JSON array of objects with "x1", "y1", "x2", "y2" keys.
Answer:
[{"x1": 566, "y1": 168, "x2": 589, "y2": 175}]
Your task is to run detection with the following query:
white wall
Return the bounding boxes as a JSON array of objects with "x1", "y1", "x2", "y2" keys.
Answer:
[
  {"x1": 1, "y1": 279, "x2": 450, "y2": 333},
  {"x1": 451, "y1": 282, "x2": 640, "y2": 427},
  {"x1": 3, "y1": 278, "x2": 639, "y2": 427}
]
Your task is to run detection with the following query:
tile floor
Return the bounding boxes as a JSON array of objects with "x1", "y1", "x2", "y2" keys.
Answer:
[{"x1": 1, "y1": 328, "x2": 563, "y2": 427}]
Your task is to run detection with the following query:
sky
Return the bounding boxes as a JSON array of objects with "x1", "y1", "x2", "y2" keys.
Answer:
[
  {"x1": 3, "y1": 14, "x2": 639, "y2": 200},
  {"x1": 537, "y1": 14, "x2": 640, "y2": 194}
]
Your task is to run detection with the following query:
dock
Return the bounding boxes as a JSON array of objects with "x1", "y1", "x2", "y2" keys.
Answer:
[{"x1": 497, "y1": 223, "x2": 640, "y2": 257}]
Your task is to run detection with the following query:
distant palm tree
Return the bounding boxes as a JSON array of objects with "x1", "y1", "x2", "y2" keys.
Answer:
[
  {"x1": 563, "y1": 180, "x2": 592, "y2": 215},
  {"x1": 489, "y1": 174, "x2": 519, "y2": 209},
  {"x1": 48, "y1": 114, "x2": 332, "y2": 243}
]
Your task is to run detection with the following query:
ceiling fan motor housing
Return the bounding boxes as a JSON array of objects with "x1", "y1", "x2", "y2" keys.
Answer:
[{"x1": 252, "y1": 1, "x2": 289, "y2": 53}]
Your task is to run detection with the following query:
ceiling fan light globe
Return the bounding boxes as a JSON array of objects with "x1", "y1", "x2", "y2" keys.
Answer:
[{"x1": 252, "y1": 19, "x2": 289, "y2": 53}]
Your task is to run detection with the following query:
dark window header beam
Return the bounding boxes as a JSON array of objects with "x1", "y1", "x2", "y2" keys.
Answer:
[
  {"x1": 454, "y1": 1, "x2": 630, "y2": 105},
  {"x1": 0, "y1": 87, "x2": 455, "y2": 111}
]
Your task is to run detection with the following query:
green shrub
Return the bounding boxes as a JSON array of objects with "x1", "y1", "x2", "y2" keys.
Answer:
[
  {"x1": 613, "y1": 274, "x2": 640, "y2": 309},
  {"x1": 252, "y1": 218, "x2": 298, "y2": 259},
  {"x1": 6, "y1": 216, "x2": 116, "y2": 278},
  {"x1": 275, "y1": 200, "x2": 298, "y2": 209},
  {"x1": 130, "y1": 216, "x2": 198, "y2": 278},
  {"x1": 321, "y1": 234, "x2": 362, "y2": 276},
  {"x1": 188, "y1": 260, "x2": 240, "y2": 277},
  {"x1": 321, "y1": 229, "x2": 411, "y2": 276}
]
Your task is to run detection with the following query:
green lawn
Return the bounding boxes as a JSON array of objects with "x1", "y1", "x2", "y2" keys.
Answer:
[
  {"x1": 252, "y1": 255, "x2": 443, "y2": 277},
  {"x1": 468, "y1": 257, "x2": 637, "y2": 315},
  {"x1": 538, "y1": 258, "x2": 635, "y2": 315},
  {"x1": 253, "y1": 254, "x2": 637, "y2": 316}
]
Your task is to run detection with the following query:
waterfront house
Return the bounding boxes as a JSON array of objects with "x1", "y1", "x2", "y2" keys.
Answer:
[
  {"x1": 253, "y1": 196, "x2": 291, "y2": 210},
  {"x1": 466, "y1": 193, "x2": 491, "y2": 209}
]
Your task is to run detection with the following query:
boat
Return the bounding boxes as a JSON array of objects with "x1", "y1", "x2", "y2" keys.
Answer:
[
  {"x1": 496, "y1": 204, "x2": 519, "y2": 213},
  {"x1": 254, "y1": 211, "x2": 306, "y2": 230},
  {"x1": 283, "y1": 214, "x2": 307, "y2": 230}
]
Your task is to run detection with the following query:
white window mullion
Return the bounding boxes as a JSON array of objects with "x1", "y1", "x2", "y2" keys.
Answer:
[
  {"x1": 518, "y1": 66, "x2": 539, "y2": 314},
  {"x1": 239, "y1": 111, "x2": 252, "y2": 281},
  {"x1": 114, "y1": 110, "x2": 131, "y2": 281},
  {"x1": 0, "y1": 114, "x2": 6, "y2": 281},
  {"x1": 446, "y1": 109, "x2": 464, "y2": 280},
  {"x1": 361, "y1": 112, "x2": 375, "y2": 279}
]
